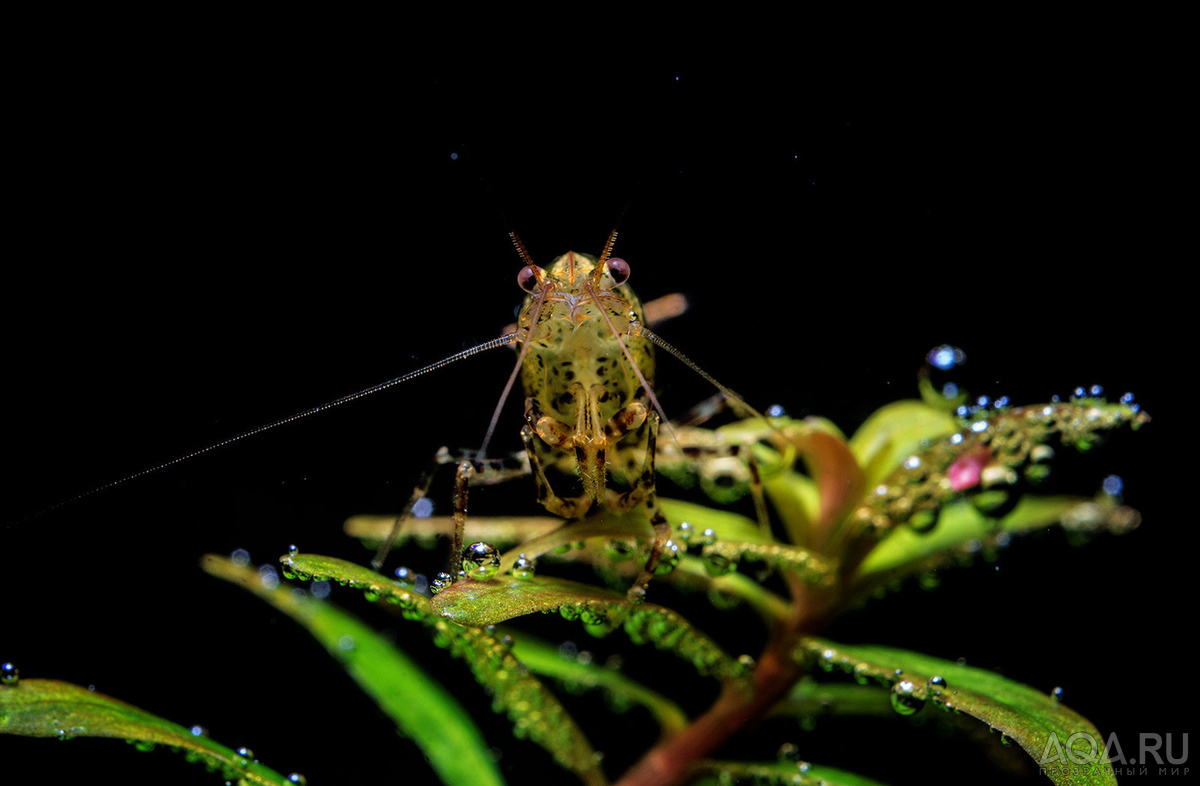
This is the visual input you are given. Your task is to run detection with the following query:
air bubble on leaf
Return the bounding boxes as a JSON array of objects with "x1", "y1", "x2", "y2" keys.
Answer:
[
  {"x1": 287, "y1": 774, "x2": 308, "y2": 785},
  {"x1": 430, "y1": 572, "x2": 454, "y2": 595},
  {"x1": 1052, "y1": 686, "x2": 1064, "y2": 703},
  {"x1": 767, "y1": 404, "x2": 786, "y2": 418},
  {"x1": 655, "y1": 540, "x2": 681, "y2": 574},
  {"x1": 511, "y1": 553, "x2": 537, "y2": 579},
  {"x1": 674, "y1": 521, "x2": 694, "y2": 544},
  {"x1": 287, "y1": 544, "x2": 298, "y2": 557},
  {"x1": 463, "y1": 542, "x2": 501, "y2": 581},
  {"x1": 605, "y1": 540, "x2": 636, "y2": 562},
  {"x1": 890, "y1": 680, "x2": 926, "y2": 715},
  {"x1": 909, "y1": 508, "x2": 939, "y2": 534},
  {"x1": 926, "y1": 675, "x2": 947, "y2": 697},
  {"x1": 1, "y1": 663, "x2": 18, "y2": 685},
  {"x1": 701, "y1": 549, "x2": 737, "y2": 577},
  {"x1": 236, "y1": 746, "x2": 255, "y2": 762},
  {"x1": 777, "y1": 742, "x2": 801, "y2": 762},
  {"x1": 699, "y1": 528, "x2": 718, "y2": 547}
]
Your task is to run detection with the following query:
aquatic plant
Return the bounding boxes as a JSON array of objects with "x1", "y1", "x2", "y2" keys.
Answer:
[{"x1": 1, "y1": 356, "x2": 1148, "y2": 785}]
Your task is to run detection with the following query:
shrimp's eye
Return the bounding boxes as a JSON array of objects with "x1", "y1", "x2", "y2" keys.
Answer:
[
  {"x1": 606, "y1": 257, "x2": 630, "y2": 286},
  {"x1": 517, "y1": 265, "x2": 543, "y2": 293}
]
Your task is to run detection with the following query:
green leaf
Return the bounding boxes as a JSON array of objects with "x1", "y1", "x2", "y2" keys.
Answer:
[
  {"x1": 202, "y1": 555, "x2": 503, "y2": 786},
  {"x1": 431, "y1": 573, "x2": 626, "y2": 626},
  {"x1": 275, "y1": 553, "x2": 606, "y2": 786},
  {"x1": 430, "y1": 573, "x2": 749, "y2": 681},
  {"x1": 796, "y1": 638, "x2": 1117, "y2": 786},
  {"x1": 848, "y1": 400, "x2": 957, "y2": 489},
  {"x1": 506, "y1": 633, "x2": 689, "y2": 735},
  {"x1": 695, "y1": 759, "x2": 891, "y2": 786},
  {"x1": 853, "y1": 494, "x2": 1139, "y2": 590},
  {"x1": 0, "y1": 678, "x2": 293, "y2": 785}
]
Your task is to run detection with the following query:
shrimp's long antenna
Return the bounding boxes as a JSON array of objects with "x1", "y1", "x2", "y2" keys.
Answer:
[
  {"x1": 631, "y1": 324, "x2": 766, "y2": 422},
  {"x1": 14, "y1": 334, "x2": 520, "y2": 525}
]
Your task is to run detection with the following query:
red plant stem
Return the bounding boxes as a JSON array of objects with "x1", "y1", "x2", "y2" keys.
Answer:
[
  {"x1": 616, "y1": 579, "x2": 838, "y2": 786},
  {"x1": 616, "y1": 638, "x2": 801, "y2": 786}
]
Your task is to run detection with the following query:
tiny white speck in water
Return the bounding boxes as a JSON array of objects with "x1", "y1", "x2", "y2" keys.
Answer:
[
  {"x1": 950, "y1": 433, "x2": 963, "y2": 445},
  {"x1": 971, "y1": 420, "x2": 988, "y2": 433},
  {"x1": 311, "y1": 580, "x2": 332, "y2": 599},
  {"x1": 450, "y1": 152, "x2": 458, "y2": 160},
  {"x1": 1090, "y1": 384, "x2": 1103, "y2": 396},
  {"x1": 904, "y1": 456, "x2": 921, "y2": 470},
  {"x1": 412, "y1": 497, "x2": 434, "y2": 518},
  {"x1": 1102, "y1": 475, "x2": 1123, "y2": 496},
  {"x1": 941, "y1": 382, "x2": 958, "y2": 398},
  {"x1": 767, "y1": 404, "x2": 785, "y2": 418},
  {"x1": 190, "y1": 725, "x2": 204, "y2": 737}
]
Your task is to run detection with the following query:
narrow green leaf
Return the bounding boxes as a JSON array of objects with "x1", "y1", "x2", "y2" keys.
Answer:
[
  {"x1": 695, "y1": 759, "x2": 891, "y2": 786},
  {"x1": 0, "y1": 678, "x2": 292, "y2": 785},
  {"x1": 507, "y1": 633, "x2": 689, "y2": 735},
  {"x1": 202, "y1": 555, "x2": 504, "y2": 786},
  {"x1": 431, "y1": 574, "x2": 625, "y2": 626},
  {"x1": 431, "y1": 574, "x2": 749, "y2": 680},
  {"x1": 276, "y1": 553, "x2": 606, "y2": 786},
  {"x1": 796, "y1": 638, "x2": 1117, "y2": 786},
  {"x1": 854, "y1": 494, "x2": 1139, "y2": 588}
]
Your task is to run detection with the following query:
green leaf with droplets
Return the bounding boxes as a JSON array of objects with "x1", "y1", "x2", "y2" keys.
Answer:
[
  {"x1": 0, "y1": 678, "x2": 292, "y2": 785},
  {"x1": 506, "y1": 633, "x2": 689, "y2": 734},
  {"x1": 202, "y1": 555, "x2": 504, "y2": 786},
  {"x1": 432, "y1": 573, "x2": 626, "y2": 626},
  {"x1": 432, "y1": 574, "x2": 747, "y2": 680},
  {"x1": 695, "y1": 759, "x2": 891, "y2": 786},
  {"x1": 699, "y1": 539, "x2": 836, "y2": 586},
  {"x1": 274, "y1": 553, "x2": 606, "y2": 786},
  {"x1": 797, "y1": 638, "x2": 1117, "y2": 786},
  {"x1": 853, "y1": 494, "x2": 1139, "y2": 593},
  {"x1": 848, "y1": 399, "x2": 958, "y2": 489}
]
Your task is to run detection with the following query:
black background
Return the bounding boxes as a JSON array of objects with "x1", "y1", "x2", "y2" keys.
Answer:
[{"x1": 4, "y1": 27, "x2": 1185, "y2": 786}]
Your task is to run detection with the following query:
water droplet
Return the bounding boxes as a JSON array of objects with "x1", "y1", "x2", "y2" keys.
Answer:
[
  {"x1": 701, "y1": 548, "x2": 737, "y2": 577},
  {"x1": 1090, "y1": 384, "x2": 1103, "y2": 396},
  {"x1": 699, "y1": 528, "x2": 717, "y2": 547},
  {"x1": 463, "y1": 542, "x2": 501, "y2": 581},
  {"x1": 287, "y1": 774, "x2": 308, "y2": 785},
  {"x1": 412, "y1": 497, "x2": 434, "y2": 518},
  {"x1": 236, "y1": 746, "x2": 255, "y2": 761},
  {"x1": 430, "y1": 572, "x2": 453, "y2": 595},
  {"x1": 605, "y1": 539, "x2": 636, "y2": 561},
  {"x1": 927, "y1": 345, "x2": 966, "y2": 371},
  {"x1": 1101, "y1": 474, "x2": 1123, "y2": 496},
  {"x1": 767, "y1": 404, "x2": 785, "y2": 418},
  {"x1": 926, "y1": 675, "x2": 947, "y2": 696},
  {"x1": 909, "y1": 508, "x2": 939, "y2": 534},
  {"x1": 654, "y1": 540, "x2": 681, "y2": 574},
  {"x1": 890, "y1": 680, "x2": 926, "y2": 715},
  {"x1": 674, "y1": 520, "x2": 694, "y2": 544},
  {"x1": 511, "y1": 553, "x2": 537, "y2": 579},
  {"x1": 287, "y1": 544, "x2": 298, "y2": 557},
  {"x1": 1052, "y1": 686, "x2": 1064, "y2": 703},
  {"x1": 189, "y1": 725, "x2": 206, "y2": 737},
  {"x1": 1, "y1": 663, "x2": 18, "y2": 685}
]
